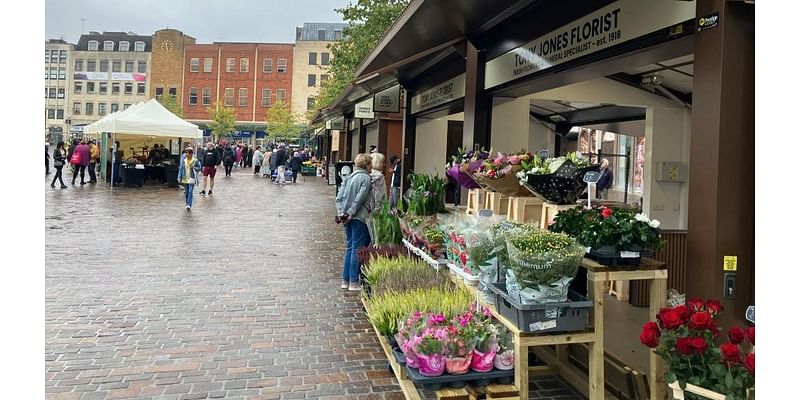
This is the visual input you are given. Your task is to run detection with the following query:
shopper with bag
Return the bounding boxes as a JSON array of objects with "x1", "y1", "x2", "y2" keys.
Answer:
[
  {"x1": 50, "y1": 141, "x2": 68, "y2": 189},
  {"x1": 334, "y1": 153, "x2": 373, "y2": 291},
  {"x1": 70, "y1": 139, "x2": 91, "y2": 185},
  {"x1": 177, "y1": 147, "x2": 202, "y2": 211}
]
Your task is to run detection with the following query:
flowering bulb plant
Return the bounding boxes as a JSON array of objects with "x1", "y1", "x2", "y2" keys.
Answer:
[{"x1": 640, "y1": 298, "x2": 755, "y2": 399}]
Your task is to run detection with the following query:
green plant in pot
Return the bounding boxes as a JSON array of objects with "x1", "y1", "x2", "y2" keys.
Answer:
[
  {"x1": 406, "y1": 172, "x2": 447, "y2": 216},
  {"x1": 371, "y1": 200, "x2": 402, "y2": 246}
]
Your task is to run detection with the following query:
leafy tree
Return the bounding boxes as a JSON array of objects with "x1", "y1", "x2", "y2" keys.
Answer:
[
  {"x1": 266, "y1": 101, "x2": 302, "y2": 140},
  {"x1": 206, "y1": 101, "x2": 236, "y2": 140},
  {"x1": 159, "y1": 95, "x2": 183, "y2": 118},
  {"x1": 314, "y1": 0, "x2": 409, "y2": 112}
]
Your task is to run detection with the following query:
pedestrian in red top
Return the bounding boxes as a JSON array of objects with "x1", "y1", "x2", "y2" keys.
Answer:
[{"x1": 71, "y1": 138, "x2": 92, "y2": 185}]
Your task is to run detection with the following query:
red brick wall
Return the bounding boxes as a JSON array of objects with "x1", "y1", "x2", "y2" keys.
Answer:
[{"x1": 182, "y1": 43, "x2": 293, "y2": 124}]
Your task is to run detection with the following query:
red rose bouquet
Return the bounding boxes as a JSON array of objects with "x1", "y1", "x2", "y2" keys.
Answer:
[{"x1": 640, "y1": 298, "x2": 755, "y2": 399}]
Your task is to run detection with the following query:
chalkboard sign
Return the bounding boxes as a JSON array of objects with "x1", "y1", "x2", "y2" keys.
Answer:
[{"x1": 583, "y1": 171, "x2": 601, "y2": 184}]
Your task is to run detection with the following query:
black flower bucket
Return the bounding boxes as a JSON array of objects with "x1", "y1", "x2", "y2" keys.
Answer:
[{"x1": 524, "y1": 161, "x2": 600, "y2": 204}]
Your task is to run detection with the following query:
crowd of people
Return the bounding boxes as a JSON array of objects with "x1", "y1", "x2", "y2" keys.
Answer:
[{"x1": 46, "y1": 138, "x2": 102, "y2": 188}]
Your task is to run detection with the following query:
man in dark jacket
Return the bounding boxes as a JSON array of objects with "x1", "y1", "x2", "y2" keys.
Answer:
[
  {"x1": 274, "y1": 145, "x2": 288, "y2": 185},
  {"x1": 200, "y1": 142, "x2": 220, "y2": 195},
  {"x1": 596, "y1": 158, "x2": 613, "y2": 199},
  {"x1": 289, "y1": 151, "x2": 303, "y2": 183}
]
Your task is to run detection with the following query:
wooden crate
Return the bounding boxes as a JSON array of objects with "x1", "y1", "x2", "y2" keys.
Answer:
[
  {"x1": 540, "y1": 203, "x2": 578, "y2": 227},
  {"x1": 484, "y1": 191, "x2": 509, "y2": 216},
  {"x1": 466, "y1": 188, "x2": 484, "y2": 215},
  {"x1": 506, "y1": 196, "x2": 543, "y2": 226},
  {"x1": 437, "y1": 388, "x2": 470, "y2": 400}
]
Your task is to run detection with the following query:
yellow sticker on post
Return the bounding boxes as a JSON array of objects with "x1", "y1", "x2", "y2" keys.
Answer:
[{"x1": 723, "y1": 256, "x2": 738, "y2": 271}]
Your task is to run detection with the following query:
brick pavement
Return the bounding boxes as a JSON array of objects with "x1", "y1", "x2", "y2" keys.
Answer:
[{"x1": 45, "y1": 169, "x2": 584, "y2": 400}]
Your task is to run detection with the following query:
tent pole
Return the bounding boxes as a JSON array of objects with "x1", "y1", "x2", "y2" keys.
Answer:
[{"x1": 111, "y1": 132, "x2": 116, "y2": 191}]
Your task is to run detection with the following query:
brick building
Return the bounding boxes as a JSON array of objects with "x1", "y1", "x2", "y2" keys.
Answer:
[
  {"x1": 182, "y1": 42, "x2": 293, "y2": 125},
  {"x1": 150, "y1": 29, "x2": 195, "y2": 102}
]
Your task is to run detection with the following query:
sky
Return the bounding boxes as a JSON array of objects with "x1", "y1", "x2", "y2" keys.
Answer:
[{"x1": 45, "y1": 0, "x2": 351, "y2": 44}]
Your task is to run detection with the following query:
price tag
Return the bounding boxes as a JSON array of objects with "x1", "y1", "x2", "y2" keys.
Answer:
[
  {"x1": 529, "y1": 320, "x2": 557, "y2": 332},
  {"x1": 723, "y1": 256, "x2": 737, "y2": 271},
  {"x1": 620, "y1": 251, "x2": 640, "y2": 258}
]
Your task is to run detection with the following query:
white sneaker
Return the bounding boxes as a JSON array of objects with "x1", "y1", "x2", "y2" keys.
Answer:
[
  {"x1": 348, "y1": 282, "x2": 362, "y2": 291},
  {"x1": 341, "y1": 281, "x2": 349, "y2": 289}
]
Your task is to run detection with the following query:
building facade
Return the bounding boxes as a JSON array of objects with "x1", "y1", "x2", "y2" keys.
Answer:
[
  {"x1": 45, "y1": 39, "x2": 74, "y2": 142},
  {"x1": 150, "y1": 29, "x2": 196, "y2": 104},
  {"x1": 291, "y1": 23, "x2": 347, "y2": 121},
  {"x1": 70, "y1": 32, "x2": 152, "y2": 129},
  {"x1": 182, "y1": 42, "x2": 294, "y2": 125}
]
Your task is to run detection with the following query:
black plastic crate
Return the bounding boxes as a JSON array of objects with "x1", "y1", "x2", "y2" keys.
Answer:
[
  {"x1": 586, "y1": 248, "x2": 654, "y2": 268},
  {"x1": 404, "y1": 363, "x2": 514, "y2": 391},
  {"x1": 487, "y1": 282, "x2": 592, "y2": 333}
]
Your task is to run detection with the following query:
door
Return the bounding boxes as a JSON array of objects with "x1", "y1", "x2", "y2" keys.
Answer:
[{"x1": 445, "y1": 120, "x2": 463, "y2": 204}]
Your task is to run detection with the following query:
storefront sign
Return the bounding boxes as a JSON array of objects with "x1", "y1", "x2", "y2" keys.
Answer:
[
  {"x1": 326, "y1": 117, "x2": 344, "y2": 130},
  {"x1": 485, "y1": 0, "x2": 695, "y2": 88},
  {"x1": 411, "y1": 74, "x2": 466, "y2": 114},
  {"x1": 110, "y1": 73, "x2": 147, "y2": 82},
  {"x1": 73, "y1": 72, "x2": 109, "y2": 81},
  {"x1": 355, "y1": 97, "x2": 375, "y2": 119},
  {"x1": 373, "y1": 84, "x2": 400, "y2": 113},
  {"x1": 697, "y1": 12, "x2": 720, "y2": 32},
  {"x1": 330, "y1": 129, "x2": 340, "y2": 149}
]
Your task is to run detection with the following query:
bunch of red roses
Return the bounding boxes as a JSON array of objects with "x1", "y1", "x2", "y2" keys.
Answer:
[{"x1": 640, "y1": 298, "x2": 754, "y2": 399}]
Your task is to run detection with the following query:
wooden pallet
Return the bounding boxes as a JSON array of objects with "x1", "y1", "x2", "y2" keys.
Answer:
[
  {"x1": 506, "y1": 196, "x2": 543, "y2": 226},
  {"x1": 483, "y1": 191, "x2": 509, "y2": 216}
]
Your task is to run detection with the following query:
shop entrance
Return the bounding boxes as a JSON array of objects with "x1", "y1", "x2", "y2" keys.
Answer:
[{"x1": 445, "y1": 120, "x2": 464, "y2": 204}]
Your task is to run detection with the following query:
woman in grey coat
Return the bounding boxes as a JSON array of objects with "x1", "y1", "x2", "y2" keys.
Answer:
[{"x1": 334, "y1": 153, "x2": 373, "y2": 291}]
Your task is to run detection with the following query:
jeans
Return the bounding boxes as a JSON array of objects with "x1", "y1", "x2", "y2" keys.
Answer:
[
  {"x1": 277, "y1": 166, "x2": 286, "y2": 184},
  {"x1": 342, "y1": 219, "x2": 371, "y2": 283},
  {"x1": 88, "y1": 162, "x2": 97, "y2": 182},
  {"x1": 390, "y1": 187, "x2": 401, "y2": 208},
  {"x1": 184, "y1": 183, "x2": 194, "y2": 207}
]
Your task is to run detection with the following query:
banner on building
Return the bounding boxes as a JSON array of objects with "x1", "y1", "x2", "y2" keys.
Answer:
[
  {"x1": 373, "y1": 84, "x2": 400, "y2": 113},
  {"x1": 110, "y1": 73, "x2": 147, "y2": 82},
  {"x1": 355, "y1": 97, "x2": 375, "y2": 119},
  {"x1": 484, "y1": 0, "x2": 695, "y2": 88},
  {"x1": 411, "y1": 74, "x2": 466, "y2": 114},
  {"x1": 73, "y1": 72, "x2": 110, "y2": 81}
]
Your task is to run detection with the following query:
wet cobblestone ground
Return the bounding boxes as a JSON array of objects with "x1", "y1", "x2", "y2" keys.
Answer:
[{"x1": 45, "y1": 168, "x2": 583, "y2": 400}]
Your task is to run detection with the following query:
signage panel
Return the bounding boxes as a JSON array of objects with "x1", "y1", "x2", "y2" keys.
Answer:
[
  {"x1": 410, "y1": 74, "x2": 466, "y2": 114},
  {"x1": 373, "y1": 84, "x2": 400, "y2": 113},
  {"x1": 355, "y1": 97, "x2": 375, "y2": 119}
]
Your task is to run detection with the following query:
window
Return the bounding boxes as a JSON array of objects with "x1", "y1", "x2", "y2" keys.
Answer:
[
  {"x1": 112, "y1": 60, "x2": 121, "y2": 72},
  {"x1": 99, "y1": 60, "x2": 109, "y2": 72},
  {"x1": 226, "y1": 58, "x2": 235, "y2": 72},
  {"x1": 334, "y1": 30, "x2": 342, "y2": 41},
  {"x1": 203, "y1": 58, "x2": 213, "y2": 73},
  {"x1": 58, "y1": 68, "x2": 66, "y2": 80},
  {"x1": 190, "y1": 58, "x2": 199, "y2": 72},
  {"x1": 320, "y1": 74, "x2": 329, "y2": 84},
  {"x1": 124, "y1": 82, "x2": 133, "y2": 95},
  {"x1": 45, "y1": 87, "x2": 48, "y2": 98},
  {"x1": 87, "y1": 82, "x2": 95, "y2": 94},
  {"x1": 277, "y1": 59, "x2": 287, "y2": 73},
  {"x1": 123, "y1": 103, "x2": 131, "y2": 110},
  {"x1": 47, "y1": 109, "x2": 56, "y2": 119},
  {"x1": 88, "y1": 40, "x2": 99, "y2": 51},
  {"x1": 57, "y1": 88, "x2": 65, "y2": 98},
  {"x1": 168, "y1": 87, "x2": 177, "y2": 98},
  {"x1": 73, "y1": 102, "x2": 81, "y2": 115},
  {"x1": 137, "y1": 83, "x2": 145, "y2": 95},
  {"x1": 307, "y1": 96, "x2": 315, "y2": 111},
  {"x1": 137, "y1": 60, "x2": 146, "y2": 73},
  {"x1": 103, "y1": 41, "x2": 114, "y2": 51},
  {"x1": 261, "y1": 89, "x2": 271, "y2": 107},
  {"x1": 49, "y1": 88, "x2": 56, "y2": 98},
  {"x1": 112, "y1": 82, "x2": 120, "y2": 94},
  {"x1": 202, "y1": 88, "x2": 211, "y2": 105},
  {"x1": 44, "y1": 67, "x2": 48, "y2": 80},
  {"x1": 111, "y1": 103, "x2": 119, "y2": 113},
  {"x1": 134, "y1": 41, "x2": 145, "y2": 52},
  {"x1": 224, "y1": 88, "x2": 234, "y2": 106},
  {"x1": 308, "y1": 52, "x2": 317, "y2": 65},
  {"x1": 87, "y1": 60, "x2": 96, "y2": 72},
  {"x1": 321, "y1": 52, "x2": 330, "y2": 65},
  {"x1": 119, "y1": 41, "x2": 130, "y2": 51},
  {"x1": 318, "y1": 29, "x2": 326, "y2": 41},
  {"x1": 99, "y1": 82, "x2": 107, "y2": 94},
  {"x1": 74, "y1": 60, "x2": 83, "y2": 72},
  {"x1": 50, "y1": 67, "x2": 57, "y2": 79},
  {"x1": 276, "y1": 89, "x2": 286, "y2": 103},
  {"x1": 155, "y1": 87, "x2": 163, "y2": 101},
  {"x1": 50, "y1": 50, "x2": 58, "y2": 63},
  {"x1": 240, "y1": 58, "x2": 249, "y2": 73},
  {"x1": 307, "y1": 74, "x2": 316, "y2": 87},
  {"x1": 238, "y1": 88, "x2": 248, "y2": 106},
  {"x1": 56, "y1": 109, "x2": 64, "y2": 120},
  {"x1": 45, "y1": 49, "x2": 50, "y2": 62},
  {"x1": 189, "y1": 87, "x2": 198, "y2": 105},
  {"x1": 125, "y1": 60, "x2": 134, "y2": 73},
  {"x1": 98, "y1": 102, "x2": 107, "y2": 116},
  {"x1": 59, "y1": 50, "x2": 67, "y2": 64},
  {"x1": 85, "y1": 102, "x2": 94, "y2": 115},
  {"x1": 74, "y1": 82, "x2": 82, "y2": 94},
  {"x1": 263, "y1": 58, "x2": 272, "y2": 73}
]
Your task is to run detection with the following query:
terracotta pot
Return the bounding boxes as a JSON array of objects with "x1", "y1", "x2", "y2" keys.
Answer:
[
  {"x1": 470, "y1": 348, "x2": 497, "y2": 372},
  {"x1": 416, "y1": 353, "x2": 446, "y2": 377},
  {"x1": 445, "y1": 351, "x2": 473, "y2": 375},
  {"x1": 493, "y1": 349, "x2": 514, "y2": 370}
]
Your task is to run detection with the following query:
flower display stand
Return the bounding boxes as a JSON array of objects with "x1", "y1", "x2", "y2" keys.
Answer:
[
  {"x1": 466, "y1": 189, "x2": 484, "y2": 215},
  {"x1": 668, "y1": 381, "x2": 754, "y2": 400},
  {"x1": 540, "y1": 202, "x2": 577, "y2": 227},
  {"x1": 505, "y1": 196, "x2": 543, "y2": 226},
  {"x1": 484, "y1": 192, "x2": 509, "y2": 216}
]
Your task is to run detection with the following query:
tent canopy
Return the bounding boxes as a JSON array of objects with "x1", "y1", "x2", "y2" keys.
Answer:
[{"x1": 84, "y1": 99, "x2": 202, "y2": 139}]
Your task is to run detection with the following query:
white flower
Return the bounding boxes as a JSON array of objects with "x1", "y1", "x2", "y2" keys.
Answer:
[
  {"x1": 516, "y1": 171, "x2": 527, "y2": 180},
  {"x1": 634, "y1": 213, "x2": 649, "y2": 222},
  {"x1": 648, "y1": 219, "x2": 661, "y2": 228}
]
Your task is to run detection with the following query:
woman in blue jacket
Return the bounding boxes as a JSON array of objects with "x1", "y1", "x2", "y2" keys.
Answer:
[
  {"x1": 335, "y1": 153, "x2": 373, "y2": 291},
  {"x1": 177, "y1": 147, "x2": 202, "y2": 211}
]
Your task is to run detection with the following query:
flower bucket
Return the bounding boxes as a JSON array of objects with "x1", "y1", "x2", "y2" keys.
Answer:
[
  {"x1": 396, "y1": 335, "x2": 419, "y2": 369},
  {"x1": 470, "y1": 348, "x2": 497, "y2": 372},
  {"x1": 493, "y1": 349, "x2": 515, "y2": 370},
  {"x1": 447, "y1": 164, "x2": 481, "y2": 189},
  {"x1": 445, "y1": 351, "x2": 473, "y2": 375},
  {"x1": 416, "y1": 353, "x2": 446, "y2": 377}
]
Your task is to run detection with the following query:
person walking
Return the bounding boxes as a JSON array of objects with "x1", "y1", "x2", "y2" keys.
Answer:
[
  {"x1": 268, "y1": 147, "x2": 278, "y2": 180},
  {"x1": 177, "y1": 147, "x2": 202, "y2": 211},
  {"x1": 253, "y1": 146, "x2": 264, "y2": 175},
  {"x1": 88, "y1": 140, "x2": 100, "y2": 184},
  {"x1": 50, "y1": 141, "x2": 68, "y2": 188},
  {"x1": 245, "y1": 144, "x2": 253, "y2": 167},
  {"x1": 222, "y1": 144, "x2": 235, "y2": 177},
  {"x1": 388, "y1": 155, "x2": 402, "y2": 208},
  {"x1": 234, "y1": 144, "x2": 243, "y2": 169},
  {"x1": 596, "y1": 158, "x2": 614, "y2": 199},
  {"x1": 370, "y1": 153, "x2": 388, "y2": 205},
  {"x1": 262, "y1": 147, "x2": 272, "y2": 177},
  {"x1": 199, "y1": 142, "x2": 220, "y2": 195},
  {"x1": 289, "y1": 151, "x2": 303, "y2": 183},
  {"x1": 70, "y1": 139, "x2": 91, "y2": 185},
  {"x1": 335, "y1": 153, "x2": 374, "y2": 291}
]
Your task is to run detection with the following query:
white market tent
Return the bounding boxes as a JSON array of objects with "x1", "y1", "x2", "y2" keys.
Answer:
[{"x1": 84, "y1": 99, "x2": 202, "y2": 138}]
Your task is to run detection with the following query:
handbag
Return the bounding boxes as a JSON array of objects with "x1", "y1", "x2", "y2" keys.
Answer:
[
  {"x1": 187, "y1": 178, "x2": 196, "y2": 185},
  {"x1": 54, "y1": 160, "x2": 64, "y2": 167},
  {"x1": 69, "y1": 152, "x2": 81, "y2": 165}
]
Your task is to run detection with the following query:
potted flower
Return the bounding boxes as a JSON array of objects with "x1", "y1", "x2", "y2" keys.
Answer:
[
  {"x1": 414, "y1": 326, "x2": 448, "y2": 377},
  {"x1": 492, "y1": 324, "x2": 515, "y2": 370},
  {"x1": 395, "y1": 311, "x2": 426, "y2": 369},
  {"x1": 640, "y1": 298, "x2": 755, "y2": 400},
  {"x1": 444, "y1": 323, "x2": 474, "y2": 375},
  {"x1": 461, "y1": 305, "x2": 498, "y2": 372}
]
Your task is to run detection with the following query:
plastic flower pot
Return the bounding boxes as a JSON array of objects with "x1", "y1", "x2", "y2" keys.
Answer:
[
  {"x1": 396, "y1": 334, "x2": 419, "y2": 369},
  {"x1": 470, "y1": 348, "x2": 497, "y2": 373},
  {"x1": 416, "y1": 353, "x2": 446, "y2": 377},
  {"x1": 445, "y1": 351, "x2": 473, "y2": 375},
  {"x1": 493, "y1": 349, "x2": 515, "y2": 370}
]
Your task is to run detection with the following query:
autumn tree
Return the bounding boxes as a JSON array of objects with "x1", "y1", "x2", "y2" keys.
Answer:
[
  {"x1": 265, "y1": 101, "x2": 302, "y2": 141},
  {"x1": 206, "y1": 101, "x2": 236, "y2": 140}
]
